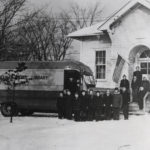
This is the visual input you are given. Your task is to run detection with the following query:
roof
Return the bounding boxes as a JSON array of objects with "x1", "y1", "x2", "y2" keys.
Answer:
[
  {"x1": 68, "y1": 0, "x2": 150, "y2": 38},
  {"x1": 68, "y1": 21, "x2": 104, "y2": 38},
  {"x1": 0, "y1": 60, "x2": 93, "y2": 76}
]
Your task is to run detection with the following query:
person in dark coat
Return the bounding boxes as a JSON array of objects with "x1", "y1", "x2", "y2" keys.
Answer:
[
  {"x1": 112, "y1": 88, "x2": 122, "y2": 120},
  {"x1": 131, "y1": 76, "x2": 140, "y2": 102},
  {"x1": 138, "y1": 87, "x2": 145, "y2": 110},
  {"x1": 63, "y1": 89, "x2": 67, "y2": 118},
  {"x1": 73, "y1": 92, "x2": 81, "y2": 121},
  {"x1": 133, "y1": 66, "x2": 142, "y2": 85},
  {"x1": 87, "y1": 90, "x2": 95, "y2": 121},
  {"x1": 141, "y1": 77, "x2": 150, "y2": 93},
  {"x1": 120, "y1": 74, "x2": 130, "y2": 93},
  {"x1": 80, "y1": 90, "x2": 88, "y2": 121},
  {"x1": 57, "y1": 92, "x2": 65, "y2": 119},
  {"x1": 94, "y1": 91, "x2": 103, "y2": 121},
  {"x1": 65, "y1": 90, "x2": 73, "y2": 120},
  {"x1": 121, "y1": 87, "x2": 130, "y2": 120},
  {"x1": 103, "y1": 90, "x2": 113, "y2": 120},
  {"x1": 138, "y1": 77, "x2": 150, "y2": 110}
]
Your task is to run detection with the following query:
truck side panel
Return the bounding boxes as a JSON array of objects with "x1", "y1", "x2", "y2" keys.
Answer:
[{"x1": 0, "y1": 69, "x2": 64, "y2": 112}]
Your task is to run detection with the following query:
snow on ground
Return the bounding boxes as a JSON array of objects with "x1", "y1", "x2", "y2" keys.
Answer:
[{"x1": 0, "y1": 113, "x2": 150, "y2": 150}]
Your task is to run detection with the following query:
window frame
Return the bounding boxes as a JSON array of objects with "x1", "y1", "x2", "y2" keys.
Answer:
[{"x1": 95, "y1": 50, "x2": 106, "y2": 80}]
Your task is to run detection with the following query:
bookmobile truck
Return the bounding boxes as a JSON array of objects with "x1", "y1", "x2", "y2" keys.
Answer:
[{"x1": 0, "y1": 60, "x2": 95, "y2": 116}]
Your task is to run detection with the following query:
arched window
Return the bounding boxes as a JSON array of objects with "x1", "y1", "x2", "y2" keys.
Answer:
[{"x1": 140, "y1": 50, "x2": 150, "y2": 58}]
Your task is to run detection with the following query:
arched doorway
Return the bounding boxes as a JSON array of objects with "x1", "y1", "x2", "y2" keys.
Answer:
[{"x1": 129, "y1": 45, "x2": 150, "y2": 81}]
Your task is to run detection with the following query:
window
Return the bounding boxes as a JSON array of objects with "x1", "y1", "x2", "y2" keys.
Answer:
[
  {"x1": 140, "y1": 50, "x2": 150, "y2": 58},
  {"x1": 96, "y1": 51, "x2": 106, "y2": 79},
  {"x1": 140, "y1": 62, "x2": 150, "y2": 74},
  {"x1": 139, "y1": 50, "x2": 150, "y2": 75}
]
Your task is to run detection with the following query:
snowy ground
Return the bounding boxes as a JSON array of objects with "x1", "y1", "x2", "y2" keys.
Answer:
[{"x1": 0, "y1": 113, "x2": 150, "y2": 150}]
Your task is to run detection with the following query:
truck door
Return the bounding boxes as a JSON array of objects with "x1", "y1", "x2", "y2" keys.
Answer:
[{"x1": 64, "y1": 70, "x2": 80, "y2": 94}]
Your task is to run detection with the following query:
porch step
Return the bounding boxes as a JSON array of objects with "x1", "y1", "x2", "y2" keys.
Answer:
[
  {"x1": 128, "y1": 102, "x2": 145, "y2": 115},
  {"x1": 129, "y1": 102, "x2": 139, "y2": 112}
]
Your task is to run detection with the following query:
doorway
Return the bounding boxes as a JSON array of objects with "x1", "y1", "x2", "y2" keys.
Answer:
[
  {"x1": 64, "y1": 70, "x2": 81, "y2": 94},
  {"x1": 129, "y1": 45, "x2": 150, "y2": 81}
]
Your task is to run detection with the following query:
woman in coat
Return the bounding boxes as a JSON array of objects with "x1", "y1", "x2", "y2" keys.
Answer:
[
  {"x1": 103, "y1": 90, "x2": 113, "y2": 120},
  {"x1": 73, "y1": 92, "x2": 81, "y2": 121},
  {"x1": 65, "y1": 90, "x2": 73, "y2": 120},
  {"x1": 112, "y1": 88, "x2": 122, "y2": 120},
  {"x1": 57, "y1": 92, "x2": 65, "y2": 119},
  {"x1": 131, "y1": 76, "x2": 140, "y2": 102},
  {"x1": 121, "y1": 87, "x2": 130, "y2": 120}
]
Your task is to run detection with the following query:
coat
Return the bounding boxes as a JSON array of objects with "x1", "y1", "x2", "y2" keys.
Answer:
[
  {"x1": 103, "y1": 94, "x2": 113, "y2": 107},
  {"x1": 141, "y1": 80, "x2": 150, "y2": 93},
  {"x1": 131, "y1": 79, "x2": 140, "y2": 90},
  {"x1": 80, "y1": 95, "x2": 88, "y2": 111},
  {"x1": 57, "y1": 97, "x2": 64, "y2": 110},
  {"x1": 121, "y1": 91, "x2": 130, "y2": 106},
  {"x1": 87, "y1": 95, "x2": 95, "y2": 111},
  {"x1": 120, "y1": 79, "x2": 130, "y2": 90},
  {"x1": 73, "y1": 97, "x2": 81, "y2": 111},
  {"x1": 133, "y1": 71, "x2": 142, "y2": 84},
  {"x1": 93, "y1": 95, "x2": 103, "y2": 110},
  {"x1": 65, "y1": 95, "x2": 73, "y2": 112},
  {"x1": 112, "y1": 93, "x2": 122, "y2": 108}
]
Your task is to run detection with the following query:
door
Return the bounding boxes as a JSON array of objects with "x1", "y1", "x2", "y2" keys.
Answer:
[{"x1": 64, "y1": 70, "x2": 81, "y2": 94}]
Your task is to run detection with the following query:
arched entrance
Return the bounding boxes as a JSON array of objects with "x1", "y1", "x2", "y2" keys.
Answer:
[{"x1": 129, "y1": 45, "x2": 150, "y2": 81}]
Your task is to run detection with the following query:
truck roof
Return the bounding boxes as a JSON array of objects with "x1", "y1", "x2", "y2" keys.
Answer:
[{"x1": 0, "y1": 60, "x2": 93, "y2": 76}]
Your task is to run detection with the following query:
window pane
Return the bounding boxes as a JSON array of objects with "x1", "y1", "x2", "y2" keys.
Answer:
[
  {"x1": 96, "y1": 51, "x2": 106, "y2": 79},
  {"x1": 141, "y1": 63, "x2": 147, "y2": 68},
  {"x1": 96, "y1": 65, "x2": 106, "y2": 79},
  {"x1": 140, "y1": 50, "x2": 150, "y2": 58},
  {"x1": 148, "y1": 63, "x2": 150, "y2": 69},
  {"x1": 96, "y1": 51, "x2": 106, "y2": 65},
  {"x1": 141, "y1": 68, "x2": 147, "y2": 74}
]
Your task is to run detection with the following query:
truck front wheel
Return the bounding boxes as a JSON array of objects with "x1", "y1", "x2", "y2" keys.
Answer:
[{"x1": 1, "y1": 103, "x2": 18, "y2": 117}]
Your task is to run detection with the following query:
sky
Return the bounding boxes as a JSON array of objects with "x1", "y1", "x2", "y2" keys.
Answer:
[{"x1": 28, "y1": 0, "x2": 129, "y2": 18}]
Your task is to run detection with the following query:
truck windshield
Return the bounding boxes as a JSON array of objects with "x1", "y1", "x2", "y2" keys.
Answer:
[{"x1": 83, "y1": 75, "x2": 95, "y2": 86}]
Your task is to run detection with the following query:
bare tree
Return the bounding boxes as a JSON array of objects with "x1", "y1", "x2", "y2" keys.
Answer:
[
  {"x1": 0, "y1": 0, "x2": 27, "y2": 60},
  {"x1": 63, "y1": 2, "x2": 103, "y2": 30},
  {"x1": 16, "y1": 2, "x2": 103, "y2": 61}
]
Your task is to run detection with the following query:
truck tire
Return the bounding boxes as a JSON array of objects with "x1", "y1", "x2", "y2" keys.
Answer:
[
  {"x1": 20, "y1": 110, "x2": 34, "y2": 116},
  {"x1": 1, "y1": 103, "x2": 18, "y2": 117}
]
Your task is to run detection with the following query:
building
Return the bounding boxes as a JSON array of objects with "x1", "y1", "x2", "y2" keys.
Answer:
[{"x1": 68, "y1": 0, "x2": 150, "y2": 89}]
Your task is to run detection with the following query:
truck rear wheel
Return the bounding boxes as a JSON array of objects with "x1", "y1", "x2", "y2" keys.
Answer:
[
  {"x1": 1, "y1": 103, "x2": 18, "y2": 117},
  {"x1": 20, "y1": 110, "x2": 34, "y2": 116}
]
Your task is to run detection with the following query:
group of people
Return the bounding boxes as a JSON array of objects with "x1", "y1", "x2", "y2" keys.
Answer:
[
  {"x1": 57, "y1": 87, "x2": 129, "y2": 121},
  {"x1": 131, "y1": 66, "x2": 150, "y2": 109},
  {"x1": 120, "y1": 66, "x2": 150, "y2": 110},
  {"x1": 57, "y1": 66, "x2": 150, "y2": 122}
]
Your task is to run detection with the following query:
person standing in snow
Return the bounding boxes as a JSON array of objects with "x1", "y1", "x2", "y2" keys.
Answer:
[
  {"x1": 138, "y1": 77, "x2": 150, "y2": 110},
  {"x1": 103, "y1": 90, "x2": 113, "y2": 120},
  {"x1": 94, "y1": 91, "x2": 103, "y2": 121},
  {"x1": 131, "y1": 76, "x2": 140, "y2": 102},
  {"x1": 63, "y1": 89, "x2": 67, "y2": 118},
  {"x1": 80, "y1": 90, "x2": 88, "y2": 121},
  {"x1": 57, "y1": 92, "x2": 65, "y2": 119},
  {"x1": 65, "y1": 90, "x2": 73, "y2": 120},
  {"x1": 112, "y1": 88, "x2": 122, "y2": 120},
  {"x1": 73, "y1": 92, "x2": 81, "y2": 121},
  {"x1": 121, "y1": 87, "x2": 130, "y2": 120},
  {"x1": 87, "y1": 90, "x2": 94, "y2": 121}
]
